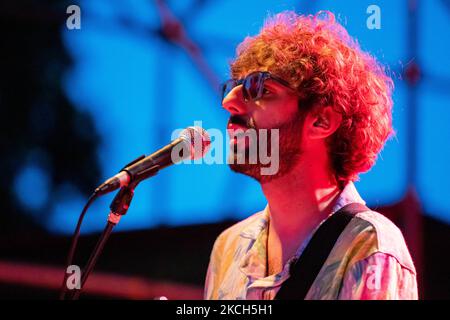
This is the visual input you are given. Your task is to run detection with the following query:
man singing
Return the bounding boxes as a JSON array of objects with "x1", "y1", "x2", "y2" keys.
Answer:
[{"x1": 204, "y1": 11, "x2": 418, "y2": 300}]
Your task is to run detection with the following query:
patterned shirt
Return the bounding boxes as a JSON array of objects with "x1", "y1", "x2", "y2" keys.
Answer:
[{"x1": 204, "y1": 182, "x2": 418, "y2": 300}]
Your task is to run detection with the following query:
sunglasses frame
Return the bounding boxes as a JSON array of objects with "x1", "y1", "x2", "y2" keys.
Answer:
[{"x1": 221, "y1": 71, "x2": 295, "y2": 102}]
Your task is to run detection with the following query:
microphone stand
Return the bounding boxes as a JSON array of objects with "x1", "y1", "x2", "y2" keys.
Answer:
[
  {"x1": 62, "y1": 162, "x2": 161, "y2": 300},
  {"x1": 68, "y1": 181, "x2": 137, "y2": 300}
]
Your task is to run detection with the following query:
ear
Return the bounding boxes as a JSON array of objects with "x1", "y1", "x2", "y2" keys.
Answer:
[{"x1": 304, "y1": 106, "x2": 342, "y2": 140}]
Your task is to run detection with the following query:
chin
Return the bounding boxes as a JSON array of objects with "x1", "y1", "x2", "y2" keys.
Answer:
[
  {"x1": 227, "y1": 146, "x2": 302, "y2": 183},
  {"x1": 228, "y1": 160, "x2": 291, "y2": 184}
]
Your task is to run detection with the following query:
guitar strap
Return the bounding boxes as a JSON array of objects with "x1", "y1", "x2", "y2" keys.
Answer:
[{"x1": 275, "y1": 202, "x2": 369, "y2": 300}]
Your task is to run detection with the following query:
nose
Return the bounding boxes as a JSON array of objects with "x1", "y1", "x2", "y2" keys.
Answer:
[{"x1": 222, "y1": 85, "x2": 248, "y2": 115}]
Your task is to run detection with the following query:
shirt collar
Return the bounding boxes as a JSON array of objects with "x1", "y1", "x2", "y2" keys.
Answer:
[
  {"x1": 240, "y1": 181, "x2": 365, "y2": 240},
  {"x1": 330, "y1": 181, "x2": 366, "y2": 214},
  {"x1": 239, "y1": 208, "x2": 270, "y2": 239}
]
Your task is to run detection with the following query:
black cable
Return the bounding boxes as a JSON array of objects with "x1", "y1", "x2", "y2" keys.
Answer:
[
  {"x1": 69, "y1": 221, "x2": 116, "y2": 300},
  {"x1": 59, "y1": 192, "x2": 99, "y2": 300}
]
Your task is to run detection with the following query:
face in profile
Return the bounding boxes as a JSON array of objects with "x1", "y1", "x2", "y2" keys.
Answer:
[{"x1": 222, "y1": 73, "x2": 305, "y2": 183}]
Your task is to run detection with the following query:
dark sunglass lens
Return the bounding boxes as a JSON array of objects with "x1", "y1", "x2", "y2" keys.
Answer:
[
  {"x1": 244, "y1": 73, "x2": 264, "y2": 100},
  {"x1": 222, "y1": 80, "x2": 236, "y2": 100}
]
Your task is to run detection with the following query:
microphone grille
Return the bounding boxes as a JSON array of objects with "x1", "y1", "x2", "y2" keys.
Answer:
[{"x1": 179, "y1": 126, "x2": 211, "y2": 160}]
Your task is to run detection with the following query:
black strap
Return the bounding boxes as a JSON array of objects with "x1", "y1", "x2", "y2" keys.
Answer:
[{"x1": 275, "y1": 202, "x2": 369, "y2": 300}]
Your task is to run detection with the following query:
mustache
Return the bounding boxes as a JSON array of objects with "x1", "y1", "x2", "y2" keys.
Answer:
[{"x1": 228, "y1": 115, "x2": 256, "y2": 129}]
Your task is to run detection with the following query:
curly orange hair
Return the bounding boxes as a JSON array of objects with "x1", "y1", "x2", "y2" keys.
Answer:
[{"x1": 230, "y1": 11, "x2": 394, "y2": 183}]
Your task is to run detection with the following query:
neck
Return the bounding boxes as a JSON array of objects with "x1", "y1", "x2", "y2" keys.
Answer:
[{"x1": 261, "y1": 152, "x2": 342, "y2": 271}]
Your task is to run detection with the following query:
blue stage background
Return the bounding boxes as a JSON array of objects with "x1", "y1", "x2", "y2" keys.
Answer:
[{"x1": 11, "y1": 0, "x2": 450, "y2": 234}]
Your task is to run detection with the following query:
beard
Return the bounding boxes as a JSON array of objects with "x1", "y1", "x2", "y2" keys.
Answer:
[{"x1": 228, "y1": 111, "x2": 304, "y2": 183}]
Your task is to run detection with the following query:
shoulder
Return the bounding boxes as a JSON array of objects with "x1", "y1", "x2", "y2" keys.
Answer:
[
  {"x1": 341, "y1": 209, "x2": 416, "y2": 274},
  {"x1": 310, "y1": 208, "x2": 418, "y2": 299},
  {"x1": 211, "y1": 209, "x2": 266, "y2": 255}
]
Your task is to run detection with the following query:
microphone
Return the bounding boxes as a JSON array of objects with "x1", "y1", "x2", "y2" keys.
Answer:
[{"x1": 95, "y1": 126, "x2": 211, "y2": 195}]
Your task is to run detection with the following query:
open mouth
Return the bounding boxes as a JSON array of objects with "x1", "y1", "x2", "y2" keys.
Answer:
[
  {"x1": 227, "y1": 122, "x2": 249, "y2": 132},
  {"x1": 227, "y1": 123, "x2": 253, "y2": 150}
]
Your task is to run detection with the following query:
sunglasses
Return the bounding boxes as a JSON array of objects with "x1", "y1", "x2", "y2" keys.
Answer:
[{"x1": 221, "y1": 71, "x2": 295, "y2": 102}]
